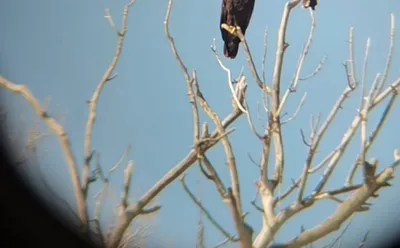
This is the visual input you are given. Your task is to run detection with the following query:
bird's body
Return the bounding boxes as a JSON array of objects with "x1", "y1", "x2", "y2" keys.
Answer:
[{"x1": 220, "y1": 0, "x2": 255, "y2": 59}]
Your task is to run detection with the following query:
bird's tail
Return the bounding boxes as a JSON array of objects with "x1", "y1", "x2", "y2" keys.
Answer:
[{"x1": 224, "y1": 41, "x2": 239, "y2": 59}]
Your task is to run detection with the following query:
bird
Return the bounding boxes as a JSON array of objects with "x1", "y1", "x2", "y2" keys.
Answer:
[
  {"x1": 303, "y1": 0, "x2": 318, "y2": 10},
  {"x1": 220, "y1": 0, "x2": 255, "y2": 59}
]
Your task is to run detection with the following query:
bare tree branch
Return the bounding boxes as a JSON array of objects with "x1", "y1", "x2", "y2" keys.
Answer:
[
  {"x1": 314, "y1": 77, "x2": 400, "y2": 194},
  {"x1": 376, "y1": 13, "x2": 395, "y2": 94},
  {"x1": 299, "y1": 56, "x2": 327, "y2": 81},
  {"x1": 277, "y1": 8, "x2": 315, "y2": 116},
  {"x1": 221, "y1": 24, "x2": 272, "y2": 95},
  {"x1": 271, "y1": 159, "x2": 399, "y2": 248},
  {"x1": 262, "y1": 26, "x2": 269, "y2": 84},
  {"x1": 211, "y1": 40, "x2": 248, "y2": 113},
  {"x1": 269, "y1": 0, "x2": 304, "y2": 187},
  {"x1": 346, "y1": 89, "x2": 398, "y2": 185},
  {"x1": 281, "y1": 92, "x2": 307, "y2": 124},
  {"x1": 82, "y1": 0, "x2": 136, "y2": 199},
  {"x1": 347, "y1": 27, "x2": 358, "y2": 89},
  {"x1": 0, "y1": 75, "x2": 88, "y2": 231},
  {"x1": 180, "y1": 174, "x2": 236, "y2": 242}
]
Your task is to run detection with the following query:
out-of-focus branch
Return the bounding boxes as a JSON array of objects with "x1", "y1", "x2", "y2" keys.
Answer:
[
  {"x1": 274, "y1": 178, "x2": 300, "y2": 206},
  {"x1": 82, "y1": 0, "x2": 136, "y2": 199},
  {"x1": 0, "y1": 75, "x2": 88, "y2": 232},
  {"x1": 358, "y1": 230, "x2": 370, "y2": 248}
]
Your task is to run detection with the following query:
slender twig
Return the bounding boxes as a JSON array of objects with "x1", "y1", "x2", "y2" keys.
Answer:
[
  {"x1": 323, "y1": 218, "x2": 353, "y2": 248},
  {"x1": 82, "y1": 0, "x2": 136, "y2": 199},
  {"x1": 164, "y1": 0, "x2": 190, "y2": 83},
  {"x1": 262, "y1": 26, "x2": 269, "y2": 84},
  {"x1": 213, "y1": 237, "x2": 234, "y2": 248},
  {"x1": 299, "y1": 56, "x2": 327, "y2": 80},
  {"x1": 221, "y1": 24, "x2": 271, "y2": 94},
  {"x1": 198, "y1": 154, "x2": 227, "y2": 198},
  {"x1": 282, "y1": 92, "x2": 307, "y2": 124},
  {"x1": 277, "y1": 9, "x2": 315, "y2": 116},
  {"x1": 110, "y1": 145, "x2": 131, "y2": 173},
  {"x1": 376, "y1": 14, "x2": 395, "y2": 95},
  {"x1": 346, "y1": 90, "x2": 398, "y2": 185},
  {"x1": 358, "y1": 231, "x2": 370, "y2": 248},
  {"x1": 180, "y1": 174, "x2": 236, "y2": 241},
  {"x1": 211, "y1": 39, "x2": 248, "y2": 113},
  {"x1": 359, "y1": 38, "x2": 371, "y2": 185},
  {"x1": 274, "y1": 178, "x2": 300, "y2": 206}
]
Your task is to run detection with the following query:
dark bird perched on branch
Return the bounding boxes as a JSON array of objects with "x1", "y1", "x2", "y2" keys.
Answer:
[
  {"x1": 220, "y1": 0, "x2": 255, "y2": 59},
  {"x1": 303, "y1": 0, "x2": 318, "y2": 10}
]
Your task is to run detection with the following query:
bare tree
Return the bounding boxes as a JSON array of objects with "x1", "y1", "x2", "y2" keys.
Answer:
[{"x1": 1, "y1": 0, "x2": 399, "y2": 248}]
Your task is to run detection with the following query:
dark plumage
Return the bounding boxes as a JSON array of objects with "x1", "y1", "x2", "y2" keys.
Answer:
[
  {"x1": 220, "y1": 0, "x2": 255, "y2": 59},
  {"x1": 303, "y1": 0, "x2": 318, "y2": 10}
]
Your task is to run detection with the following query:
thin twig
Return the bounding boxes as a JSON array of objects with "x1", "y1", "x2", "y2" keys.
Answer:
[
  {"x1": 282, "y1": 92, "x2": 307, "y2": 124},
  {"x1": 82, "y1": 0, "x2": 136, "y2": 199},
  {"x1": 277, "y1": 9, "x2": 315, "y2": 116},
  {"x1": 346, "y1": 89, "x2": 398, "y2": 185},
  {"x1": 359, "y1": 38, "x2": 371, "y2": 185},
  {"x1": 262, "y1": 26, "x2": 269, "y2": 84},
  {"x1": 376, "y1": 13, "x2": 395, "y2": 95},
  {"x1": 221, "y1": 24, "x2": 271, "y2": 94},
  {"x1": 299, "y1": 56, "x2": 327, "y2": 80},
  {"x1": 323, "y1": 218, "x2": 353, "y2": 248},
  {"x1": 180, "y1": 174, "x2": 236, "y2": 241},
  {"x1": 211, "y1": 39, "x2": 248, "y2": 113},
  {"x1": 347, "y1": 27, "x2": 358, "y2": 89}
]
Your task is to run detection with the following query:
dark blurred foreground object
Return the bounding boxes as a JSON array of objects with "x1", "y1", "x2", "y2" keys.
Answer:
[
  {"x1": 0, "y1": 140, "x2": 97, "y2": 248},
  {"x1": 303, "y1": 0, "x2": 318, "y2": 10}
]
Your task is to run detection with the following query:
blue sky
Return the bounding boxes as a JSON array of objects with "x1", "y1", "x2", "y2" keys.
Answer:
[{"x1": 1, "y1": 0, "x2": 400, "y2": 247}]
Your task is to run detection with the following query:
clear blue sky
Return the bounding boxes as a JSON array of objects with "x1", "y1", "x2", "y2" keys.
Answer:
[{"x1": 1, "y1": 0, "x2": 399, "y2": 247}]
